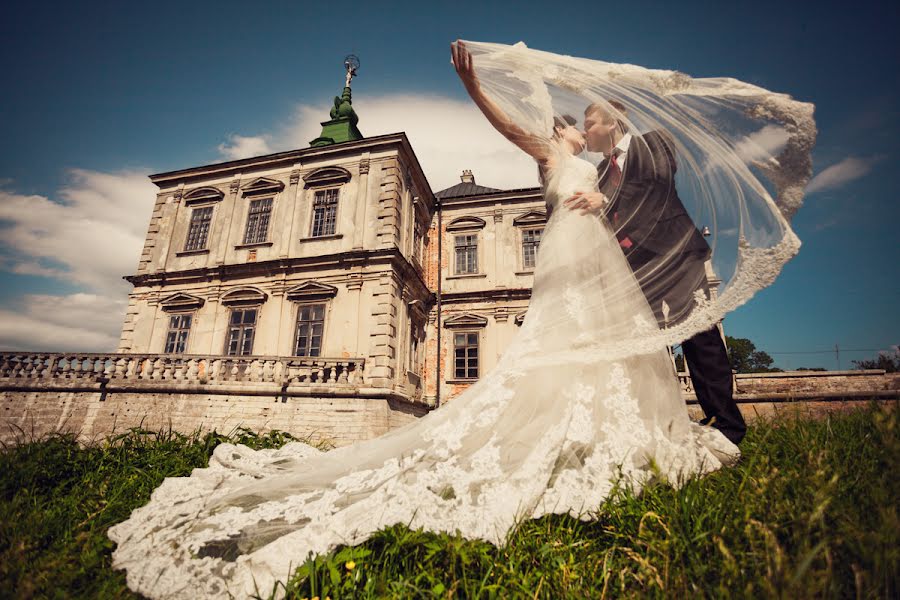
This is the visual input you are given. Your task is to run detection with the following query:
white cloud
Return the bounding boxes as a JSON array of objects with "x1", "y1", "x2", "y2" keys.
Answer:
[
  {"x1": 219, "y1": 94, "x2": 538, "y2": 192},
  {"x1": 0, "y1": 170, "x2": 156, "y2": 352},
  {"x1": 0, "y1": 293, "x2": 126, "y2": 352},
  {"x1": 0, "y1": 169, "x2": 156, "y2": 295},
  {"x1": 217, "y1": 134, "x2": 273, "y2": 160},
  {"x1": 733, "y1": 124, "x2": 791, "y2": 164},
  {"x1": 805, "y1": 156, "x2": 872, "y2": 194}
]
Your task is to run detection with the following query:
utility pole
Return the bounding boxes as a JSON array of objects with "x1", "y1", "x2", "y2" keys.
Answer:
[{"x1": 835, "y1": 343, "x2": 840, "y2": 370}]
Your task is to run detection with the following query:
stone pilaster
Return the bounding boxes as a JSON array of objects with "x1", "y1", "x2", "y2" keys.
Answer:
[
  {"x1": 352, "y1": 154, "x2": 370, "y2": 250},
  {"x1": 136, "y1": 193, "x2": 168, "y2": 274},
  {"x1": 116, "y1": 294, "x2": 142, "y2": 352},
  {"x1": 281, "y1": 167, "x2": 302, "y2": 258},
  {"x1": 156, "y1": 184, "x2": 185, "y2": 271},
  {"x1": 366, "y1": 271, "x2": 401, "y2": 387},
  {"x1": 215, "y1": 175, "x2": 243, "y2": 265},
  {"x1": 376, "y1": 161, "x2": 402, "y2": 250}
]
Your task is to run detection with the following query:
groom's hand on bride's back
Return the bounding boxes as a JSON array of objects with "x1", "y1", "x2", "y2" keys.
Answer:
[{"x1": 564, "y1": 191, "x2": 608, "y2": 216}]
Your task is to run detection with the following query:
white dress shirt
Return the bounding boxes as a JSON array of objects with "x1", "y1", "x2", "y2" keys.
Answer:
[{"x1": 610, "y1": 133, "x2": 633, "y2": 171}]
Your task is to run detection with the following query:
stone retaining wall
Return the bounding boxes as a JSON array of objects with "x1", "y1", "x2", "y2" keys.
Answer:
[
  {"x1": 2, "y1": 352, "x2": 897, "y2": 447},
  {"x1": 1, "y1": 388, "x2": 426, "y2": 447}
]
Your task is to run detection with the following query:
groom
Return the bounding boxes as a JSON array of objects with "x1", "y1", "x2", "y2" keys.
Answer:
[{"x1": 564, "y1": 100, "x2": 747, "y2": 445}]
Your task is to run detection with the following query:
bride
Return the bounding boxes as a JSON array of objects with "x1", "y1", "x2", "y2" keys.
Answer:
[{"x1": 108, "y1": 40, "x2": 814, "y2": 599}]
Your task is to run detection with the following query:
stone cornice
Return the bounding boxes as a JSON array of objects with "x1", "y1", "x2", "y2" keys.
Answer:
[
  {"x1": 240, "y1": 177, "x2": 285, "y2": 196},
  {"x1": 149, "y1": 133, "x2": 436, "y2": 208},
  {"x1": 438, "y1": 187, "x2": 544, "y2": 210},
  {"x1": 512, "y1": 210, "x2": 548, "y2": 226},
  {"x1": 159, "y1": 292, "x2": 205, "y2": 311},
  {"x1": 446, "y1": 216, "x2": 487, "y2": 232},
  {"x1": 302, "y1": 166, "x2": 352, "y2": 188},
  {"x1": 285, "y1": 281, "x2": 339, "y2": 301},
  {"x1": 183, "y1": 186, "x2": 225, "y2": 205},
  {"x1": 439, "y1": 287, "x2": 533, "y2": 304},
  {"x1": 443, "y1": 313, "x2": 489, "y2": 329},
  {"x1": 124, "y1": 248, "x2": 435, "y2": 303}
]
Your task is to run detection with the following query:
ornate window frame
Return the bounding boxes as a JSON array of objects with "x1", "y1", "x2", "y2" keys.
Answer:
[
  {"x1": 300, "y1": 167, "x2": 352, "y2": 241},
  {"x1": 176, "y1": 187, "x2": 225, "y2": 256},
  {"x1": 444, "y1": 313, "x2": 487, "y2": 382},
  {"x1": 447, "y1": 216, "x2": 486, "y2": 278},
  {"x1": 286, "y1": 282, "x2": 338, "y2": 357},
  {"x1": 513, "y1": 210, "x2": 547, "y2": 274},
  {"x1": 220, "y1": 287, "x2": 267, "y2": 356},
  {"x1": 237, "y1": 178, "x2": 284, "y2": 249}
]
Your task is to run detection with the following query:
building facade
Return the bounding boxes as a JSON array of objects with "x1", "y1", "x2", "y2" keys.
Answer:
[
  {"x1": 116, "y1": 130, "x2": 554, "y2": 412},
  {"x1": 118, "y1": 132, "x2": 436, "y2": 397}
]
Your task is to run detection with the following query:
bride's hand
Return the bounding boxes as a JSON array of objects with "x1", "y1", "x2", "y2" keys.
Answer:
[
  {"x1": 451, "y1": 40, "x2": 480, "y2": 94},
  {"x1": 564, "y1": 191, "x2": 609, "y2": 215}
]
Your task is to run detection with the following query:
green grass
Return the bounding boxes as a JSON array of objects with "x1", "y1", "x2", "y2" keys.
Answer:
[{"x1": 1, "y1": 404, "x2": 898, "y2": 599}]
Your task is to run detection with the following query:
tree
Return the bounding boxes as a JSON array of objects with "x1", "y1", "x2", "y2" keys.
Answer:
[
  {"x1": 724, "y1": 336, "x2": 783, "y2": 373},
  {"x1": 853, "y1": 347, "x2": 900, "y2": 373}
]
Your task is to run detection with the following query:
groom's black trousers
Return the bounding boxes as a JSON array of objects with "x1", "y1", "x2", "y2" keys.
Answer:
[
  {"x1": 626, "y1": 246, "x2": 747, "y2": 445},
  {"x1": 682, "y1": 327, "x2": 746, "y2": 445}
]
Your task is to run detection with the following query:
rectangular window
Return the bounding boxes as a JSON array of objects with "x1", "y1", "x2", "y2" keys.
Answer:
[
  {"x1": 453, "y1": 331, "x2": 479, "y2": 379},
  {"x1": 225, "y1": 308, "x2": 258, "y2": 356},
  {"x1": 522, "y1": 227, "x2": 543, "y2": 269},
  {"x1": 412, "y1": 223, "x2": 423, "y2": 264},
  {"x1": 409, "y1": 324, "x2": 419, "y2": 373},
  {"x1": 243, "y1": 197, "x2": 273, "y2": 244},
  {"x1": 164, "y1": 314, "x2": 192, "y2": 353},
  {"x1": 294, "y1": 303, "x2": 325, "y2": 357},
  {"x1": 454, "y1": 234, "x2": 478, "y2": 275},
  {"x1": 184, "y1": 206, "x2": 213, "y2": 251},
  {"x1": 311, "y1": 188, "x2": 339, "y2": 237}
]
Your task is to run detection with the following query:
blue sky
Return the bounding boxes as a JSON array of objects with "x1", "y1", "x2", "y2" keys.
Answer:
[{"x1": 0, "y1": 0, "x2": 897, "y2": 368}]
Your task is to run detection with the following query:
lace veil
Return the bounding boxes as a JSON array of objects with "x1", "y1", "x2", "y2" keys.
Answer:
[{"x1": 461, "y1": 40, "x2": 816, "y2": 359}]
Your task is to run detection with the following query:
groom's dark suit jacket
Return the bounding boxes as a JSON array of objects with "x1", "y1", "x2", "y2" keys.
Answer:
[
  {"x1": 599, "y1": 130, "x2": 708, "y2": 257},
  {"x1": 598, "y1": 130, "x2": 710, "y2": 324}
]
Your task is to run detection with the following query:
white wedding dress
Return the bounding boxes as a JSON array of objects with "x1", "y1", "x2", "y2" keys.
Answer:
[{"x1": 108, "y1": 151, "x2": 739, "y2": 599}]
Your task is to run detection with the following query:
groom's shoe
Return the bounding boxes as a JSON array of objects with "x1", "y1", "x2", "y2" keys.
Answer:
[{"x1": 696, "y1": 415, "x2": 745, "y2": 446}]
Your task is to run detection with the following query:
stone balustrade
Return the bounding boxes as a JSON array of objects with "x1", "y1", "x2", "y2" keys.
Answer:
[
  {"x1": 0, "y1": 352, "x2": 366, "y2": 389},
  {"x1": 677, "y1": 372, "x2": 694, "y2": 395}
]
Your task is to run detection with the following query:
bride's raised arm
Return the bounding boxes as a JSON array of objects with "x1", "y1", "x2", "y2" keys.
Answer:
[{"x1": 452, "y1": 40, "x2": 553, "y2": 165}]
